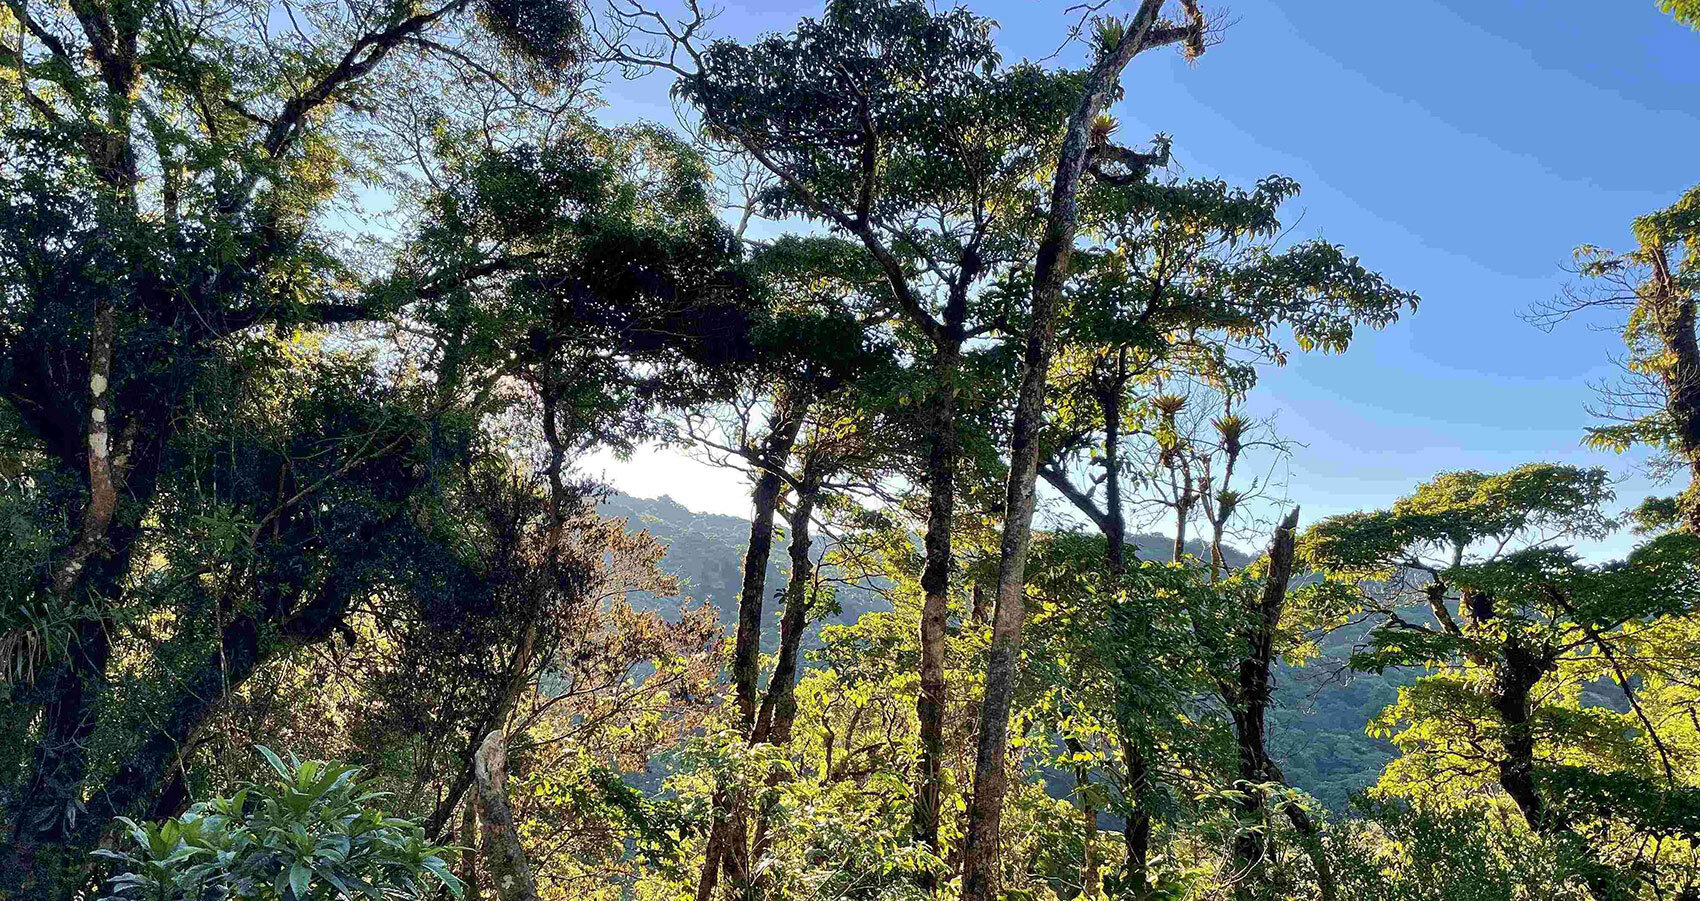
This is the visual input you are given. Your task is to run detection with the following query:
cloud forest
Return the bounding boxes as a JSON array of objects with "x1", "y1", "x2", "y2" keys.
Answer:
[{"x1": 2, "y1": 0, "x2": 1699, "y2": 899}]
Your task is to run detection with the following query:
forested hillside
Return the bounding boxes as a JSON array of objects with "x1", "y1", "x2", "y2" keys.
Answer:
[
  {"x1": 4, "y1": 1, "x2": 1698, "y2": 900},
  {"x1": 601, "y1": 492, "x2": 1400, "y2": 810}
]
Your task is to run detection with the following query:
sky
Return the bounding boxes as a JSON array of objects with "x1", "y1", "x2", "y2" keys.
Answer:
[{"x1": 579, "y1": 0, "x2": 1700, "y2": 555}]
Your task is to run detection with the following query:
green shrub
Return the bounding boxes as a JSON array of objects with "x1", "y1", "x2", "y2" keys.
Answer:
[{"x1": 94, "y1": 747, "x2": 462, "y2": 900}]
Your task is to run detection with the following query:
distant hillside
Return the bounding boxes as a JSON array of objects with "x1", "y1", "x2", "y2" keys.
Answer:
[{"x1": 598, "y1": 493, "x2": 1403, "y2": 809}]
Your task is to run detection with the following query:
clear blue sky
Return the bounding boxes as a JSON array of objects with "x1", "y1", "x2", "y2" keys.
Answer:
[{"x1": 582, "y1": 0, "x2": 1699, "y2": 554}]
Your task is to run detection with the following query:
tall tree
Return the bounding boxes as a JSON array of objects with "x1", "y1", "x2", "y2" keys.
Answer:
[
  {"x1": 673, "y1": 235, "x2": 895, "y2": 899},
  {"x1": 607, "y1": 1, "x2": 1194, "y2": 870},
  {"x1": 957, "y1": 7, "x2": 1206, "y2": 895},
  {"x1": 1033, "y1": 170, "x2": 1416, "y2": 891}
]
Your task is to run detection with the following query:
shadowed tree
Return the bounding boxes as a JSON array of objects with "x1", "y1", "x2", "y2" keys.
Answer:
[{"x1": 0, "y1": 7, "x2": 764, "y2": 884}]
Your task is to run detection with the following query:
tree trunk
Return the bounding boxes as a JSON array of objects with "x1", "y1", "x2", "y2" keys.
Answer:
[
  {"x1": 50, "y1": 301, "x2": 120, "y2": 601},
  {"x1": 754, "y1": 462, "x2": 822, "y2": 747},
  {"x1": 1225, "y1": 509, "x2": 1338, "y2": 901},
  {"x1": 1172, "y1": 504, "x2": 1188, "y2": 564},
  {"x1": 959, "y1": 8, "x2": 1173, "y2": 897},
  {"x1": 1100, "y1": 389, "x2": 1127, "y2": 579},
  {"x1": 459, "y1": 797, "x2": 483, "y2": 901},
  {"x1": 1100, "y1": 401, "x2": 1154, "y2": 894},
  {"x1": 730, "y1": 392, "x2": 808, "y2": 729},
  {"x1": 749, "y1": 465, "x2": 824, "y2": 879},
  {"x1": 473, "y1": 731, "x2": 538, "y2": 901},
  {"x1": 914, "y1": 339, "x2": 961, "y2": 865},
  {"x1": 1649, "y1": 250, "x2": 1700, "y2": 532},
  {"x1": 1493, "y1": 645, "x2": 1551, "y2": 832},
  {"x1": 1121, "y1": 739, "x2": 1152, "y2": 899},
  {"x1": 702, "y1": 388, "x2": 809, "y2": 899}
]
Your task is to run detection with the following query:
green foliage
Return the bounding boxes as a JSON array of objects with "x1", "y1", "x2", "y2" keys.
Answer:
[
  {"x1": 1334, "y1": 801, "x2": 1595, "y2": 901},
  {"x1": 681, "y1": 0, "x2": 1080, "y2": 239},
  {"x1": 1301, "y1": 464, "x2": 1615, "y2": 578},
  {"x1": 94, "y1": 748, "x2": 460, "y2": 901},
  {"x1": 1307, "y1": 463, "x2": 1700, "y2": 894},
  {"x1": 1665, "y1": 0, "x2": 1700, "y2": 28},
  {"x1": 1057, "y1": 172, "x2": 1418, "y2": 394}
]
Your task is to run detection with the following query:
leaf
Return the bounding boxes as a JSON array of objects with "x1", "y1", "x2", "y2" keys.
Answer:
[
  {"x1": 422, "y1": 857, "x2": 465, "y2": 896},
  {"x1": 257, "y1": 745, "x2": 292, "y2": 782},
  {"x1": 289, "y1": 863, "x2": 310, "y2": 899}
]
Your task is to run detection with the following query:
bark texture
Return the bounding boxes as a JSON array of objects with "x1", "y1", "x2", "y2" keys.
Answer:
[
  {"x1": 913, "y1": 339, "x2": 961, "y2": 861},
  {"x1": 473, "y1": 731, "x2": 539, "y2": 901},
  {"x1": 960, "y1": 5, "x2": 1190, "y2": 897}
]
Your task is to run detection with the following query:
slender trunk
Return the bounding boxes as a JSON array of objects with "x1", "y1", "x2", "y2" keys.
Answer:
[
  {"x1": 1121, "y1": 739, "x2": 1152, "y2": 898},
  {"x1": 51, "y1": 302, "x2": 119, "y2": 600},
  {"x1": 749, "y1": 466, "x2": 824, "y2": 877},
  {"x1": 473, "y1": 732, "x2": 538, "y2": 901},
  {"x1": 702, "y1": 389, "x2": 808, "y2": 899},
  {"x1": 731, "y1": 455, "x2": 782, "y2": 720},
  {"x1": 958, "y1": 287, "x2": 1050, "y2": 900},
  {"x1": 731, "y1": 394, "x2": 806, "y2": 729},
  {"x1": 754, "y1": 462, "x2": 822, "y2": 746},
  {"x1": 1226, "y1": 510, "x2": 1335, "y2": 901},
  {"x1": 1172, "y1": 505, "x2": 1187, "y2": 563},
  {"x1": 914, "y1": 340, "x2": 961, "y2": 864},
  {"x1": 1209, "y1": 517, "x2": 1228, "y2": 581},
  {"x1": 959, "y1": 9, "x2": 1166, "y2": 892},
  {"x1": 695, "y1": 821, "x2": 728, "y2": 901},
  {"x1": 1098, "y1": 385, "x2": 1152, "y2": 893},
  {"x1": 1101, "y1": 392, "x2": 1126, "y2": 578}
]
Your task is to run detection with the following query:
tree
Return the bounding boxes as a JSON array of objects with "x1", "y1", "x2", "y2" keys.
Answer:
[
  {"x1": 667, "y1": 235, "x2": 898, "y2": 900},
  {"x1": 0, "y1": 2, "x2": 760, "y2": 883},
  {"x1": 606, "y1": 1, "x2": 1198, "y2": 873},
  {"x1": 958, "y1": 7, "x2": 1211, "y2": 896},
  {"x1": 1533, "y1": 188, "x2": 1700, "y2": 532},
  {"x1": 1033, "y1": 170, "x2": 1416, "y2": 892},
  {"x1": 1302, "y1": 464, "x2": 1700, "y2": 898}
]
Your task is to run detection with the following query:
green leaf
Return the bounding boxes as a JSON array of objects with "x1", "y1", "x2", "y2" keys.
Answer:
[{"x1": 257, "y1": 745, "x2": 292, "y2": 782}]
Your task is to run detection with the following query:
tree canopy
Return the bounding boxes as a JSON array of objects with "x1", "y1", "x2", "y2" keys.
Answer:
[{"x1": 2, "y1": 1, "x2": 1696, "y2": 900}]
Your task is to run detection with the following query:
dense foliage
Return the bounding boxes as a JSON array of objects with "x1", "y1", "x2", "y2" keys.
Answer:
[
  {"x1": 95, "y1": 749, "x2": 462, "y2": 901},
  {"x1": 1, "y1": 0, "x2": 1696, "y2": 900}
]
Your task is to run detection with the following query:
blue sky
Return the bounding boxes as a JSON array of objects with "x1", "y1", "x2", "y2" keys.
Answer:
[{"x1": 581, "y1": 0, "x2": 1699, "y2": 554}]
